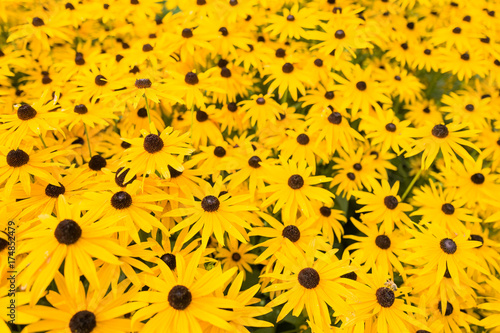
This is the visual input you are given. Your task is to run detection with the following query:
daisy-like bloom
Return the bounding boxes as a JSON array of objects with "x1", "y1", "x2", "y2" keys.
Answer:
[
  {"x1": 174, "y1": 106, "x2": 223, "y2": 148},
  {"x1": 16, "y1": 200, "x2": 130, "y2": 304},
  {"x1": 264, "y1": 4, "x2": 318, "y2": 42},
  {"x1": 403, "y1": 223, "x2": 486, "y2": 289},
  {"x1": 261, "y1": 158, "x2": 334, "y2": 222},
  {"x1": 310, "y1": 201, "x2": 345, "y2": 245},
  {"x1": 343, "y1": 269, "x2": 425, "y2": 333},
  {"x1": 164, "y1": 179, "x2": 257, "y2": 247},
  {"x1": 439, "y1": 49, "x2": 490, "y2": 81},
  {"x1": 264, "y1": 60, "x2": 310, "y2": 101},
  {"x1": 404, "y1": 98, "x2": 443, "y2": 127},
  {"x1": 225, "y1": 148, "x2": 271, "y2": 198},
  {"x1": 346, "y1": 217, "x2": 407, "y2": 279},
  {"x1": 477, "y1": 126, "x2": 500, "y2": 170},
  {"x1": 466, "y1": 225, "x2": 500, "y2": 276},
  {"x1": 132, "y1": 249, "x2": 239, "y2": 333},
  {"x1": 306, "y1": 108, "x2": 365, "y2": 155},
  {"x1": 0, "y1": 90, "x2": 65, "y2": 147},
  {"x1": 410, "y1": 180, "x2": 480, "y2": 232},
  {"x1": 239, "y1": 94, "x2": 284, "y2": 129},
  {"x1": 213, "y1": 102, "x2": 249, "y2": 135},
  {"x1": 60, "y1": 99, "x2": 118, "y2": 131},
  {"x1": 379, "y1": 66, "x2": 424, "y2": 104},
  {"x1": 264, "y1": 247, "x2": 358, "y2": 332},
  {"x1": 352, "y1": 180, "x2": 413, "y2": 235},
  {"x1": 426, "y1": 298, "x2": 480, "y2": 333},
  {"x1": 120, "y1": 126, "x2": 194, "y2": 183},
  {"x1": 82, "y1": 182, "x2": 170, "y2": 244},
  {"x1": 440, "y1": 91, "x2": 493, "y2": 130},
  {"x1": 332, "y1": 65, "x2": 392, "y2": 118},
  {"x1": 23, "y1": 272, "x2": 146, "y2": 333},
  {"x1": 405, "y1": 122, "x2": 480, "y2": 170},
  {"x1": 0, "y1": 143, "x2": 68, "y2": 196},
  {"x1": 73, "y1": 63, "x2": 129, "y2": 103},
  {"x1": 207, "y1": 271, "x2": 272, "y2": 332},
  {"x1": 359, "y1": 107, "x2": 413, "y2": 155},
  {"x1": 299, "y1": 84, "x2": 342, "y2": 115},
  {"x1": 216, "y1": 236, "x2": 257, "y2": 279},
  {"x1": 331, "y1": 147, "x2": 383, "y2": 198}
]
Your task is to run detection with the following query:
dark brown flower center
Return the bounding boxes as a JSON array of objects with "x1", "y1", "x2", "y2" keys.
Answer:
[
  {"x1": 248, "y1": 156, "x2": 261, "y2": 168},
  {"x1": 440, "y1": 238, "x2": 457, "y2": 254},
  {"x1": 143, "y1": 134, "x2": 164, "y2": 153},
  {"x1": 296, "y1": 133, "x2": 309, "y2": 145},
  {"x1": 220, "y1": 67, "x2": 231, "y2": 78},
  {"x1": 282, "y1": 63, "x2": 294, "y2": 73},
  {"x1": 335, "y1": 30, "x2": 346, "y2": 39},
  {"x1": 465, "y1": 104, "x2": 474, "y2": 112},
  {"x1": 161, "y1": 253, "x2": 176, "y2": 270},
  {"x1": 129, "y1": 66, "x2": 140, "y2": 74},
  {"x1": 168, "y1": 165, "x2": 183, "y2": 178},
  {"x1": 469, "y1": 234, "x2": 484, "y2": 248},
  {"x1": 441, "y1": 203, "x2": 455, "y2": 215},
  {"x1": 168, "y1": 285, "x2": 192, "y2": 310},
  {"x1": 65, "y1": 3, "x2": 75, "y2": 10},
  {"x1": 385, "y1": 123, "x2": 396, "y2": 132},
  {"x1": 17, "y1": 104, "x2": 37, "y2": 120},
  {"x1": 32, "y1": 17, "x2": 45, "y2": 26},
  {"x1": 256, "y1": 97, "x2": 266, "y2": 105},
  {"x1": 45, "y1": 183, "x2": 66, "y2": 198},
  {"x1": 219, "y1": 27, "x2": 229, "y2": 36},
  {"x1": 286, "y1": 15, "x2": 295, "y2": 21},
  {"x1": 121, "y1": 141, "x2": 131, "y2": 149},
  {"x1": 230, "y1": 0, "x2": 238, "y2": 6},
  {"x1": 320, "y1": 206, "x2": 331, "y2": 217},
  {"x1": 324, "y1": 91, "x2": 334, "y2": 99},
  {"x1": 75, "y1": 52, "x2": 85, "y2": 65},
  {"x1": 182, "y1": 28, "x2": 193, "y2": 38},
  {"x1": 227, "y1": 103, "x2": 237, "y2": 112},
  {"x1": 185, "y1": 72, "x2": 199, "y2": 85},
  {"x1": 376, "y1": 287, "x2": 395, "y2": 307},
  {"x1": 196, "y1": 110, "x2": 208, "y2": 122},
  {"x1": 341, "y1": 271, "x2": 357, "y2": 280},
  {"x1": 142, "y1": 44, "x2": 153, "y2": 52},
  {"x1": 135, "y1": 79, "x2": 152, "y2": 89},
  {"x1": 115, "y1": 167, "x2": 136, "y2": 187},
  {"x1": 353, "y1": 163, "x2": 362, "y2": 171},
  {"x1": 432, "y1": 124, "x2": 449, "y2": 138},
  {"x1": 461, "y1": 53, "x2": 470, "y2": 61},
  {"x1": 6, "y1": 149, "x2": 29, "y2": 168},
  {"x1": 438, "y1": 301, "x2": 453, "y2": 316},
  {"x1": 470, "y1": 173, "x2": 485, "y2": 184},
  {"x1": 356, "y1": 81, "x2": 367, "y2": 91},
  {"x1": 111, "y1": 191, "x2": 133, "y2": 210},
  {"x1": 69, "y1": 310, "x2": 96, "y2": 333},
  {"x1": 0, "y1": 238, "x2": 8, "y2": 252},
  {"x1": 288, "y1": 174, "x2": 304, "y2": 189},
  {"x1": 201, "y1": 195, "x2": 220, "y2": 212},
  {"x1": 328, "y1": 112, "x2": 342, "y2": 124},
  {"x1": 231, "y1": 252, "x2": 241, "y2": 261},
  {"x1": 275, "y1": 48, "x2": 286, "y2": 58},
  {"x1": 74, "y1": 104, "x2": 88, "y2": 114},
  {"x1": 375, "y1": 235, "x2": 391, "y2": 249},
  {"x1": 298, "y1": 268, "x2": 320, "y2": 289},
  {"x1": 95, "y1": 75, "x2": 107, "y2": 86},
  {"x1": 384, "y1": 196, "x2": 398, "y2": 209},
  {"x1": 347, "y1": 172, "x2": 355, "y2": 180},
  {"x1": 137, "y1": 107, "x2": 148, "y2": 118},
  {"x1": 55, "y1": 219, "x2": 82, "y2": 245},
  {"x1": 214, "y1": 146, "x2": 226, "y2": 157},
  {"x1": 282, "y1": 225, "x2": 300, "y2": 242},
  {"x1": 314, "y1": 58, "x2": 323, "y2": 67},
  {"x1": 88, "y1": 155, "x2": 107, "y2": 171}
]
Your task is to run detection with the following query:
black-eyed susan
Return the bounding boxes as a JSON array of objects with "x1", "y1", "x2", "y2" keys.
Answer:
[{"x1": 216, "y1": 236, "x2": 257, "y2": 279}]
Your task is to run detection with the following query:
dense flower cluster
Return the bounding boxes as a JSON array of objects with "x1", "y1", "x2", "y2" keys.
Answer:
[{"x1": 1, "y1": 0, "x2": 500, "y2": 332}]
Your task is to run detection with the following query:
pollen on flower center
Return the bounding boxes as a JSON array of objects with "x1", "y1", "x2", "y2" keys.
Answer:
[
  {"x1": 469, "y1": 234, "x2": 484, "y2": 248},
  {"x1": 288, "y1": 174, "x2": 304, "y2": 189},
  {"x1": 161, "y1": 253, "x2": 177, "y2": 270},
  {"x1": 282, "y1": 225, "x2": 300, "y2": 242},
  {"x1": 6, "y1": 149, "x2": 30, "y2": 168},
  {"x1": 168, "y1": 285, "x2": 192, "y2": 310},
  {"x1": 115, "y1": 167, "x2": 136, "y2": 187},
  {"x1": 54, "y1": 219, "x2": 82, "y2": 245},
  {"x1": 328, "y1": 112, "x2": 342, "y2": 124},
  {"x1": 196, "y1": 110, "x2": 209, "y2": 122},
  {"x1": 45, "y1": 183, "x2": 66, "y2": 198},
  {"x1": 432, "y1": 124, "x2": 449, "y2": 138},
  {"x1": 214, "y1": 146, "x2": 226, "y2": 157},
  {"x1": 74, "y1": 104, "x2": 88, "y2": 114},
  {"x1": 69, "y1": 310, "x2": 96, "y2": 333},
  {"x1": 135, "y1": 78, "x2": 152, "y2": 89},
  {"x1": 296, "y1": 133, "x2": 310, "y2": 145},
  {"x1": 320, "y1": 206, "x2": 331, "y2": 217},
  {"x1": 438, "y1": 301, "x2": 453, "y2": 316},
  {"x1": 248, "y1": 156, "x2": 262, "y2": 168},
  {"x1": 384, "y1": 196, "x2": 398, "y2": 209},
  {"x1": 143, "y1": 134, "x2": 164, "y2": 153},
  {"x1": 441, "y1": 203, "x2": 455, "y2": 215},
  {"x1": 231, "y1": 252, "x2": 241, "y2": 261},
  {"x1": 440, "y1": 238, "x2": 457, "y2": 254},
  {"x1": 470, "y1": 173, "x2": 485, "y2": 184},
  {"x1": 95, "y1": 75, "x2": 107, "y2": 86},
  {"x1": 375, "y1": 235, "x2": 391, "y2": 249},
  {"x1": 201, "y1": 195, "x2": 220, "y2": 212},
  {"x1": 111, "y1": 191, "x2": 133, "y2": 210},
  {"x1": 184, "y1": 72, "x2": 199, "y2": 85},
  {"x1": 298, "y1": 268, "x2": 320, "y2": 289},
  {"x1": 17, "y1": 104, "x2": 37, "y2": 120},
  {"x1": 88, "y1": 155, "x2": 107, "y2": 171},
  {"x1": 376, "y1": 287, "x2": 395, "y2": 307}
]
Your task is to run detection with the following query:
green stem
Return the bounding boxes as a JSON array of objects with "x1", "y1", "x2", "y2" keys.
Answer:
[
  {"x1": 401, "y1": 169, "x2": 422, "y2": 201},
  {"x1": 144, "y1": 95, "x2": 152, "y2": 126},
  {"x1": 84, "y1": 123, "x2": 92, "y2": 157},
  {"x1": 38, "y1": 134, "x2": 47, "y2": 148}
]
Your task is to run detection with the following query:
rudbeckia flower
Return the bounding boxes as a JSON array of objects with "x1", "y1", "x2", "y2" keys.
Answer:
[
  {"x1": 216, "y1": 236, "x2": 257, "y2": 279},
  {"x1": 264, "y1": 5, "x2": 319, "y2": 43}
]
